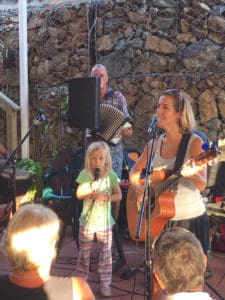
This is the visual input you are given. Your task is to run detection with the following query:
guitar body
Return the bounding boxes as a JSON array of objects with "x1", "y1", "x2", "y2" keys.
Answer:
[{"x1": 126, "y1": 185, "x2": 176, "y2": 241}]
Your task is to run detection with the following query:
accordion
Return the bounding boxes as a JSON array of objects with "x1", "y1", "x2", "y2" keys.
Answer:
[{"x1": 96, "y1": 103, "x2": 131, "y2": 145}]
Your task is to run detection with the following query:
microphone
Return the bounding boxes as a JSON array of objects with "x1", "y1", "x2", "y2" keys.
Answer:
[
  {"x1": 94, "y1": 167, "x2": 100, "y2": 181},
  {"x1": 38, "y1": 108, "x2": 47, "y2": 122},
  {"x1": 92, "y1": 168, "x2": 100, "y2": 196},
  {"x1": 147, "y1": 115, "x2": 159, "y2": 134}
]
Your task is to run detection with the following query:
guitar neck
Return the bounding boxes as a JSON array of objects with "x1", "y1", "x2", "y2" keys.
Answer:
[
  {"x1": 153, "y1": 171, "x2": 181, "y2": 199},
  {"x1": 148, "y1": 143, "x2": 220, "y2": 200}
]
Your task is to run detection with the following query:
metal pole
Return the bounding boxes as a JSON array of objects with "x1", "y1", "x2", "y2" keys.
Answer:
[{"x1": 18, "y1": 0, "x2": 29, "y2": 158}]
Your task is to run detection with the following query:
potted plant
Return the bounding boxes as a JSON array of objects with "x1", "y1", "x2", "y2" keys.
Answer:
[{"x1": 16, "y1": 158, "x2": 43, "y2": 203}]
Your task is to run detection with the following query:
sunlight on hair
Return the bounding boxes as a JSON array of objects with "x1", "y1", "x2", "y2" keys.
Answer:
[{"x1": 11, "y1": 221, "x2": 60, "y2": 266}]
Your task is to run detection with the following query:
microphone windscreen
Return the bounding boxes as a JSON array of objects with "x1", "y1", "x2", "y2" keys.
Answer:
[{"x1": 94, "y1": 168, "x2": 100, "y2": 181}]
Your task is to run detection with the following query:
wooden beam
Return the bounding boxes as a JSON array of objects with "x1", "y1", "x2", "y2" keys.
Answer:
[
  {"x1": 6, "y1": 110, "x2": 18, "y2": 151},
  {"x1": 0, "y1": 91, "x2": 20, "y2": 111},
  {"x1": 0, "y1": 91, "x2": 20, "y2": 151}
]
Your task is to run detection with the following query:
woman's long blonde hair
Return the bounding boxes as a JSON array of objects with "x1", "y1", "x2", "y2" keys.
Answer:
[{"x1": 160, "y1": 89, "x2": 196, "y2": 133}]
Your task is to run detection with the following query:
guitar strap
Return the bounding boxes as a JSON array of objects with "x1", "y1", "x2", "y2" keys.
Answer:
[{"x1": 173, "y1": 131, "x2": 192, "y2": 173}]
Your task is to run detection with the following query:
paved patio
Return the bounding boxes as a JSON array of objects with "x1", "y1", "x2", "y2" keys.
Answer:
[
  {"x1": 1, "y1": 211, "x2": 225, "y2": 299},
  {"x1": 2, "y1": 224, "x2": 223, "y2": 300}
]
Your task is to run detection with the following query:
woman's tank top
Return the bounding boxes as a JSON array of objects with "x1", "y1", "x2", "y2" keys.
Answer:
[{"x1": 153, "y1": 134, "x2": 206, "y2": 220}]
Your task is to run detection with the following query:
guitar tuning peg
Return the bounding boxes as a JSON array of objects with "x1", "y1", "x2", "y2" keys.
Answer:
[
  {"x1": 211, "y1": 140, "x2": 218, "y2": 148},
  {"x1": 211, "y1": 139, "x2": 222, "y2": 155},
  {"x1": 202, "y1": 142, "x2": 209, "y2": 151}
]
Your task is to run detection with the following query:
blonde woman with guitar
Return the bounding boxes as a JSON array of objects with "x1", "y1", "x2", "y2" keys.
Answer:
[{"x1": 129, "y1": 89, "x2": 211, "y2": 260}]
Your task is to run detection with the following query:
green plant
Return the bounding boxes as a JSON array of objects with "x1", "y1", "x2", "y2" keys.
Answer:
[
  {"x1": 16, "y1": 158, "x2": 43, "y2": 200},
  {"x1": 60, "y1": 95, "x2": 69, "y2": 115}
]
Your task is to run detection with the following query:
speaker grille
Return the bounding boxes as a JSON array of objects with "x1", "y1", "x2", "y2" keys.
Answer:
[{"x1": 68, "y1": 77, "x2": 100, "y2": 129}]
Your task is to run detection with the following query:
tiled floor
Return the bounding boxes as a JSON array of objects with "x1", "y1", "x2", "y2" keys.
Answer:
[
  {"x1": 1, "y1": 222, "x2": 225, "y2": 300},
  {"x1": 55, "y1": 227, "x2": 225, "y2": 300}
]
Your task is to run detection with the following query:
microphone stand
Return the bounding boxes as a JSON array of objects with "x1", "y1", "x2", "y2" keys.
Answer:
[
  {"x1": 135, "y1": 129, "x2": 157, "y2": 300},
  {"x1": 0, "y1": 111, "x2": 46, "y2": 214}
]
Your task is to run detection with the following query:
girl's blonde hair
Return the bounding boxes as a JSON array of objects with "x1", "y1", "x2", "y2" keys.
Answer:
[
  {"x1": 85, "y1": 141, "x2": 112, "y2": 175},
  {"x1": 160, "y1": 89, "x2": 196, "y2": 133},
  {"x1": 0, "y1": 204, "x2": 60, "y2": 271}
]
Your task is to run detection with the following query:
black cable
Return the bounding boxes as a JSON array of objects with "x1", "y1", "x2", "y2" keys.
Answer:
[
  {"x1": 111, "y1": 284, "x2": 144, "y2": 297},
  {"x1": 130, "y1": 267, "x2": 138, "y2": 300},
  {"x1": 54, "y1": 246, "x2": 147, "y2": 298},
  {"x1": 206, "y1": 281, "x2": 225, "y2": 300}
]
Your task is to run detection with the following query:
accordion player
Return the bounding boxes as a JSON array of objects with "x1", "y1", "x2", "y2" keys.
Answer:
[{"x1": 86, "y1": 103, "x2": 132, "y2": 146}]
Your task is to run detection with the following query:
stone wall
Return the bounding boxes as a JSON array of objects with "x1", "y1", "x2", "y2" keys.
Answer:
[{"x1": 0, "y1": 0, "x2": 225, "y2": 165}]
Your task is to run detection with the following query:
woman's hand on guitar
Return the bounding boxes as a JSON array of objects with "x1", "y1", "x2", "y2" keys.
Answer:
[
  {"x1": 181, "y1": 159, "x2": 205, "y2": 178},
  {"x1": 120, "y1": 126, "x2": 133, "y2": 137},
  {"x1": 181, "y1": 159, "x2": 207, "y2": 191}
]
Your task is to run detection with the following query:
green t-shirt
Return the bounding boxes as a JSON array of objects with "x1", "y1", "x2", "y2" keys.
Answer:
[{"x1": 76, "y1": 169, "x2": 120, "y2": 230}]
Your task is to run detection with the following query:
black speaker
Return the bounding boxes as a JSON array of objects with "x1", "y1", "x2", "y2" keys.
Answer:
[{"x1": 68, "y1": 77, "x2": 100, "y2": 129}]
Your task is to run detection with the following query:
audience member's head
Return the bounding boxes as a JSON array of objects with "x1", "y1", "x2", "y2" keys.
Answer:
[
  {"x1": 0, "y1": 203, "x2": 60, "y2": 273},
  {"x1": 152, "y1": 227, "x2": 207, "y2": 295}
]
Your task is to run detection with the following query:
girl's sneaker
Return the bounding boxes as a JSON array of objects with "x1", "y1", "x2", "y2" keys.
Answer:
[{"x1": 100, "y1": 283, "x2": 111, "y2": 297}]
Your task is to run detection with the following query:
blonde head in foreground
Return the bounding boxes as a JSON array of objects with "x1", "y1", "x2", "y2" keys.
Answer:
[
  {"x1": 0, "y1": 203, "x2": 60, "y2": 272},
  {"x1": 152, "y1": 227, "x2": 207, "y2": 295}
]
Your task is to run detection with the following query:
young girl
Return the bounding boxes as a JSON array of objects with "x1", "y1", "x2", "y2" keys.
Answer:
[{"x1": 75, "y1": 141, "x2": 122, "y2": 297}]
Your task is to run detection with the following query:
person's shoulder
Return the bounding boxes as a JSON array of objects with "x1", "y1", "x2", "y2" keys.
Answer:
[
  {"x1": 109, "y1": 170, "x2": 120, "y2": 180},
  {"x1": 191, "y1": 130, "x2": 209, "y2": 144},
  {"x1": 109, "y1": 169, "x2": 118, "y2": 176},
  {"x1": 147, "y1": 133, "x2": 164, "y2": 147},
  {"x1": 76, "y1": 169, "x2": 91, "y2": 182},
  {"x1": 46, "y1": 276, "x2": 93, "y2": 298},
  {"x1": 77, "y1": 169, "x2": 86, "y2": 177},
  {"x1": 47, "y1": 276, "x2": 72, "y2": 285},
  {"x1": 0, "y1": 274, "x2": 10, "y2": 284},
  {"x1": 71, "y1": 276, "x2": 88, "y2": 286},
  {"x1": 0, "y1": 274, "x2": 14, "y2": 298},
  {"x1": 105, "y1": 88, "x2": 115, "y2": 96},
  {"x1": 107, "y1": 88, "x2": 125, "y2": 98},
  {"x1": 114, "y1": 90, "x2": 126, "y2": 99},
  {"x1": 189, "y1": 132, "x2": 206, "y2": 147},
  {"x1": 45, "y1": 276, "x2": 79, "y2": 299},
  {"x1": 72, "y1": 277, "x2": 95, "y2": 299}
]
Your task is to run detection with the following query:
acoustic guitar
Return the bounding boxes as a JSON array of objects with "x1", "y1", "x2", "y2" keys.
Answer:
[{"x1": 126, "y1": 142, "x2": 222, "y2": 242}]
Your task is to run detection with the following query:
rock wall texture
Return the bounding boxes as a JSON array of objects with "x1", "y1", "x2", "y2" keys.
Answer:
[{"x1": 0, "y1": 0, "x2": 225, "y2": 165}]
